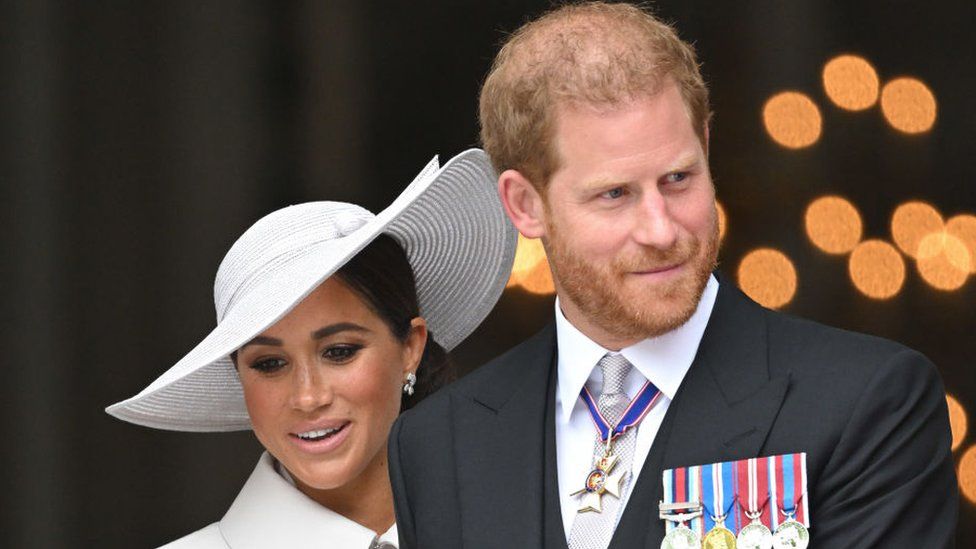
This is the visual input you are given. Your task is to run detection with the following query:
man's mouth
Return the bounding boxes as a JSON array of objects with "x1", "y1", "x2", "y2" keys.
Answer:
[{"x1": 631, "y1": 262, "x2": 683, "y2": 275}]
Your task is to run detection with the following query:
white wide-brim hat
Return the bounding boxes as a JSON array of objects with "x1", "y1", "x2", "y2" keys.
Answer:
[{"x1": 107, "y1": 149, "x2": 516, "y2": 432}]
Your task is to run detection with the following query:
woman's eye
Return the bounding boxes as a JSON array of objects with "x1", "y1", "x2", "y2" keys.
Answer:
[
  {"x1": 323, "y1": 345, "x2": 362, "y2": 363},
  {"x1": 601, "y1": 187, "x2": 626, "y2": 199},
  {"x1": 249, "y1": 357, "x2": 287, "y2": 373}
]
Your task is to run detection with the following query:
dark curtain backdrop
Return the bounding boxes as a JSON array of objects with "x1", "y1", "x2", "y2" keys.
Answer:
[{"x1": 2, "y1": 1, "x2": 973, "y2": 546}]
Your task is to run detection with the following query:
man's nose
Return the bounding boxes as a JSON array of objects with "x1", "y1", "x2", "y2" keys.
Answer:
[{"x1": 630, "y1": 191, "x2": 678, "y2": 249}]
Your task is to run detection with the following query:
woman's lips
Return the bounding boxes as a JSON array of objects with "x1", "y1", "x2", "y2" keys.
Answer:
[{"x1": 288, "y1": 421, "x2": 351, "y2": 454}]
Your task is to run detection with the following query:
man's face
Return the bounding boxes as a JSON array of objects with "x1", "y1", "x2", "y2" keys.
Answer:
[{"x1": 541, "y1": 83, "x2": 719, "y2": 348}]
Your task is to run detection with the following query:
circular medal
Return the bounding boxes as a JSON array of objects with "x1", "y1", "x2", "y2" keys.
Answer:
[
  {"x1": 661, "y1": 525, "x2": 701, "y2": 549},
  {"x1": 772, "y1": 519, "x2": 809, "y2": 549},
  {"x1": 585, "y1": 468, "x2": 607, "y2": 493},
  {"x1": 702, "y1": 526, "x2": 737, "y2": 549},
  {"x1": 736, "y1": 522, "x2": 773, "y2": 549}
]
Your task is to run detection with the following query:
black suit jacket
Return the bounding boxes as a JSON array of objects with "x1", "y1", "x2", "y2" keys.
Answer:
[{"x1": 389, "y1": 279, "x2": 958, "y2": 548}]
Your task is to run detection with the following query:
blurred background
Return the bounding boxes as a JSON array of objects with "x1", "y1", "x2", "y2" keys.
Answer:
[{"x1": 2, "y1": 0, "x2": 973, "y2": 546}]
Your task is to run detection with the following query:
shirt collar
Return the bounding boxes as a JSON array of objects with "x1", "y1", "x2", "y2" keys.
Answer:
[
  {"x1": 555, "y1": 274, "x2": 719, "y2": 424},
  {"x1": 220, "y1": 452, "x2": 398, "y2": 548}
]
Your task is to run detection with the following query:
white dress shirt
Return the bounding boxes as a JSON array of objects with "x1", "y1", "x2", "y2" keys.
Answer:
[
  {"x1": 555, "y1": 275, "x2": 719, "y2": 538},
  {"x1": 162, "y1": 451, "x2": 398, "y2": 548}
]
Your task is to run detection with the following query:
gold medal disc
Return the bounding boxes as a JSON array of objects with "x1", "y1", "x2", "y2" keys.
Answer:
[
  {"x1": 702, "y1": 526, "x2": 737, "y2": 549},
  {"x1": 772, "y1": 520, "x2": 809, "y2": 549}
]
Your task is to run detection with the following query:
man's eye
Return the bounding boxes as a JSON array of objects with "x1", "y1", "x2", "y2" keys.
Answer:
[
  {"x1": 323, "y1": 345, "x2": 362, "y2": 363},
  {"x1": 601, "y1": 188, "x2": 626, "y2": 199},
  {"x1": 249, "y1": 357, "x2": 287, "y2": 373},
  {"x1": 666, "y1": 172, "x2": 688, "y2": 183}
]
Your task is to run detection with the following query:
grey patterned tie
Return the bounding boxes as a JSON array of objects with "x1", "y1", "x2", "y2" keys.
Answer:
[
  {"x1": 369, "y1": 537, "x2": 396, "y2": 549},
  {"x1": 567, "y1": 353, "x2": 636, "y2": 549}
]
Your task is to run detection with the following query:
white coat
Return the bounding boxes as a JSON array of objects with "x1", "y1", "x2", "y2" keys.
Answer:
[{"x1": 160, "y1": 452, "x2": 398, "y2": 548}]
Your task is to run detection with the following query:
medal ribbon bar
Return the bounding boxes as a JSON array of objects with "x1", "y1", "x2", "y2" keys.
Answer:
[
  {"x1": 735, "y1": 457, "x2": 771, "y2": 527},
  {"x1": 702, "y1": 460, "x2": 738, "y2": 532},
  {"x1": 773, "y1": 453, "x2": 809, "y2": 528},
  {"x1": 660, "y1": 464, "x2": 705, "y2": 535},
  {"x1": 662, "y1": 453, "x2": 811, "y2": 539}
]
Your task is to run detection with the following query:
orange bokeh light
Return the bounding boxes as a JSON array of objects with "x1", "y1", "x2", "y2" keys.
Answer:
[
  {"x1": 880, "y1": 77, "x2": 937, "y2": 134},
  {"x1": 960, "y1": 445, "x2": 976, "y2": 504},
  {"x1": 737, "y1": 248, "x2": 797, "y2": 309},
  {"x1": 822, "y1": 55, "x2": 880, "y2": 111},
  {"x1": 507, "y1": 234, "x2": 548, "y2": 288},
  {"x1": 947, "y1": 395, "x2": 968, "y2": 452},
  {"x1": 916, "y1": 232, "x2": 971, "y2": 291},
  {"x1": 519, "y1": 256, "x2": 555, "y2": 295},
  {"x1": 716, "y1": 200, "x2": 727, "y2": 241},
  {"x1": 890, "y1": 201, "x2": 944, "y2": 258},
  {"x1": 805, "y1": 196, "x2": 863, "y2": 254},
  {"x1": 762, "y1": 91, "x2": 822, "y2": 149},
  {"x1": 946, "y1": 214, "x2": 976, "y2": 274},
  {"x1": 848, "y1": 240, "x2": 905, "y2": 299}
]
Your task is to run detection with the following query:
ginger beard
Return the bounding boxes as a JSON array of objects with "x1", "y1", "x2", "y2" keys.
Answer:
[{"x1": 543, "y1": 207, "x2": 719, "y2": 342}]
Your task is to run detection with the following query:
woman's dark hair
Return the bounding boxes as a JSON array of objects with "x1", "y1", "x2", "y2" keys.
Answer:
[{"x1": 335, "y1": 234, "x2": 455, "y2": 411}]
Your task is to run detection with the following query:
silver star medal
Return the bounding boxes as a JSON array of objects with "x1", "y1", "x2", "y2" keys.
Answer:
[{"x1": 571, "y1": 437, "x2": 627, "y2": 513}]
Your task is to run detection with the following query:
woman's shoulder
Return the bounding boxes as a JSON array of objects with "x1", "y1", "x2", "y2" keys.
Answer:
[{"x1": 158, "y1": 523, "x2": 228, "y2": 549}]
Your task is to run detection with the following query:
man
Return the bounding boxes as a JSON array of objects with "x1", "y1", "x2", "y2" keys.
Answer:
[{"x1": 389, "y1": 3, "x2": 958, "y2": 548}]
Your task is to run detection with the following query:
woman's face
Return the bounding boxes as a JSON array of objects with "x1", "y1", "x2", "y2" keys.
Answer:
[{"x1": 235, "y1": 277, "x2": 426, "y2": 493}]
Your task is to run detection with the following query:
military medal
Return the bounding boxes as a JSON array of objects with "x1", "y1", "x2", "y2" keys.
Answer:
[
  {"x1": 571, "y1": 380, "x2": 661, "y2": 513},
  {"x1": 772, "y1": 510, "x2": 809, "y2": 549},
  {"x1": 659, "y1": 464, "x2": 705, "y2": 548},
  {"x1": 701, "y1": 461, "x2": 737, "y2": 549},
  {"x1": 662, "y1": 524, "x2": 702, "y2": 549},
  {"x1": 736, "y1": 510, "x2": 772, "y2": 549},
  {"x1": 570, "y1": 434, "x2": 627, "y2": 513},
  {"x1": 735, "y1": 458, "x2": 772, "y2": 549},
  {"x1": 770, "y1": 453, "x2": 809, "y2": 549},
  {"x1": 659, "y1": 501, "x2": 704, "y2": 549},
  {"x1": 661, "y1": 454, "x2": 811, "y2": 549},
  {"x1": 702, "y1": 526, "x2": 736, "y2": 549}
]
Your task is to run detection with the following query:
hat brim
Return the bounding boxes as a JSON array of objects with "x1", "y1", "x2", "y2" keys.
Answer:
[{"x1": 106, "y1": 149, "x2": 516, "y2": 431}]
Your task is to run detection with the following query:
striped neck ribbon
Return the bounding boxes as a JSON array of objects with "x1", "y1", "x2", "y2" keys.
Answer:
[{"x1": 579, "y1": 380, "x2": 661, "y2": 443}]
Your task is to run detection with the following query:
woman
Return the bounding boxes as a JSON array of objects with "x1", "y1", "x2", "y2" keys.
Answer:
[{"x1": 107, "y1": 150, "x2": 517, "y2": 548}]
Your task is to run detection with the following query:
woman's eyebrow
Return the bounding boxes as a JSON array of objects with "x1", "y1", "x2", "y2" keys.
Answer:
[
  {"x1": 239, "y1": 335, "x2": 283, "y2": 350},
  {"x1": 312, "y1": 322, "x2": 370, "y2": 340}
]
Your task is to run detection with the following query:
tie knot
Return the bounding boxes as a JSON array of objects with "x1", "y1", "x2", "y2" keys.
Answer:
[{"x1": 598, "y1": 353, "x2": 631, "y2": 396}]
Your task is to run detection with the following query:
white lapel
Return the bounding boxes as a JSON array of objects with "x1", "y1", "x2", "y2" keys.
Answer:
[{"x1": 219, "y1": 452, "x2": 397, "y2": 548}]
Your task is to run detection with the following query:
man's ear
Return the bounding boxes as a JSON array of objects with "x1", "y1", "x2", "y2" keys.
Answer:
[
  {"x1": 703, "y1": 123, "x2": 710, "y2": 158},
  {"x1": 497, "y1": 169, "x2": 547, "y2": 238}
]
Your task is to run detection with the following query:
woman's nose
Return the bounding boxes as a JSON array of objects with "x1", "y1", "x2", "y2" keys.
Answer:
[{"x1": 288, "y1": 361, "x2": 333, "y2": 412}]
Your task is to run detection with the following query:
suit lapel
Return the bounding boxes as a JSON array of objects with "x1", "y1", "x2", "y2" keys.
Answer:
[
  {"x1": 544, "y1": 356, "x2": 571, "y2": 549},
  {"x1": 661, "y1": 279, "x2": 790, "y2": 467},
  {"x1": 611, "y1": 276, "x2": 791, "y2": 548},
  {"x1": 453, "y1": 324, "x2": 557, "y2": 547}
]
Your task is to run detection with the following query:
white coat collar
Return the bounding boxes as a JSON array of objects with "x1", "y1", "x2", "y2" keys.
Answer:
[{"x1": 219, "y1": 452, "x2": 398, "y2": 548}]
